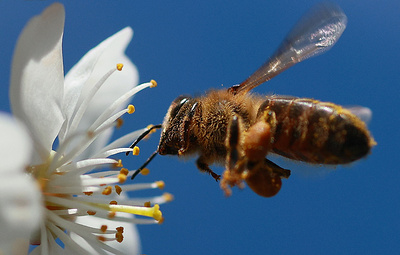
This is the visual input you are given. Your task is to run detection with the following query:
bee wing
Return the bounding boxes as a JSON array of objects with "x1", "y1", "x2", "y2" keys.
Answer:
[
  {"x1": 229, "y1": 3, "x2": 347, "y2": 95},
  {"x1": 346, "y1": 106, "x2": 373, "y2": 124}
]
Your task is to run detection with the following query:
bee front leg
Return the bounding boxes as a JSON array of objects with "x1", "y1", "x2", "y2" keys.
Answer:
[
  {"x1": 196, "y1": 156, "x2": 221, "y2": 182},
  {"x1": 178, "y1": 102, "x2": 199, "y2": 155}
]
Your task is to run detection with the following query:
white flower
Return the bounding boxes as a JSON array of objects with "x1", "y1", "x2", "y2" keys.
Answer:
[{"x1": 1, "y1": 3, "x2": 171, "y2": 254}]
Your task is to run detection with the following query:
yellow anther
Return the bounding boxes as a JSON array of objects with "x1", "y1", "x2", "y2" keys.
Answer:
[
  {"x1": 141, "y1": 168, "x2": 150, "y2": 176},
  {"x1": 108, "y1": 211, "x2": 116, "y2": 219},
  {"x1": 116, "y1": 63, "x2": 124, "y2": 71},
  {"x1": 144, "y1": 201, "x2": 151, "y2": 207},
  {"x1": 100, "y1": 225, "x2": 108, "y2": 233},
  {"x1": 155, "y1": 181, "x2": 165, "y2": 189},
  {"x1": 116, "y1": 118, "x2": 124, "y2": 128},
  {"x1": 120, "y1": 168, "x2": 129, "y2": 175},
  {"x1": 163, "y1": 192, "x2": 174, "y2": 202},
  {"x1": 150, "y1": 79, "x2": 157, "y2": 88},
  {"x1": 118, "y1": 173, "x2": 127, "y2": 183},
  {"x1": 102, "y1": 186, "x2": 112, "y2": 195},
  {"x1": 115, "y1": 185, "x2": 122, "y2": 195},
  {"x1": 127, "y1": 104, "x2": 135, "y2": 114},
  {"x1": 132, "y1": 146, "x2": 140, "y2": 156},
  {"x1": 113, "y1": 160, "x2": 123, "y2": 168}
]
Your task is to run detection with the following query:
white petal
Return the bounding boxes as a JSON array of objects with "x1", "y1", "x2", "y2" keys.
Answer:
[
  {"x1": 62, "y1": 27, "x2": 138, "y2": 158},
  {"x1": 0, "y1": 112, "x2": 33, "y2": 174},
  {"x1": 0, "y1": 175, "x2": 42, "y2": 255},
  {"x1": 10, "y1": 3, "x2": 65, "y2": 160}
]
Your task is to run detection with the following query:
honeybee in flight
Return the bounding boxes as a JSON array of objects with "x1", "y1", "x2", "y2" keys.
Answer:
[{"x1": 129, "y1": 3, "x2": 375, "y2": 197}]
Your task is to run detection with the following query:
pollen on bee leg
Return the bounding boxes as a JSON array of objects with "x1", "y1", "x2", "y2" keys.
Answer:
[
  {"x1": 132, "y1": 146, "x2": 140, "y2": 156},
  {"x1": 127, "y1": 104, "x2": 135, "y2": 114},
  {"x1": 116, "y1": 63, "x2": 124, "y2": 71},
  {"x1": 150, "y1": 79, "x2": 157, "y2": 88}
]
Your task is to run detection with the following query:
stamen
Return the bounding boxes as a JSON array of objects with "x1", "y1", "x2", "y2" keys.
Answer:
[
  {"x1": 163, "y1": 192, "x2": 174, "y2": 202},
  {"x1": 101, "y1": 225, "x2": 108, "y2": 233},
  {"x1": 132, "y1": 146, "x2": 140, "y2": 156},
  {"x1": 150, "y1": 79, "x2": 157, "y2": 88},
  {"x1": 116, "y1": 63, "x2": 124, "y2": 71},
  {"x1": 113, "y1": 160, "x2": 123, "y2": 168},
  {"x1": 102, "y1": 186, "x2": 112, "y2": 195},
  {"x1": 156, "y1": 181, "x2": 165, "y2": 189},
  {"x1": 140, "y1": 168, "x2": 150, "y2": 176},
  {"x1": 127, "y1": 104, "x2": 135, "y2": 114},
  {"x1": 144, "y1": 201, "x2": 151, "y2": 207},
  {"x1": 116, "y1": 118, "x2": 124, "y2": 128},
  {"x1": 115, "y1": 185, "x2": 122, "y2": 195}
]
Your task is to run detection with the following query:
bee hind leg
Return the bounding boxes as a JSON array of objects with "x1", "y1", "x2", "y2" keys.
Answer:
[{"x1": 221, "y1": 115, "x2": 246, "y2": 196}]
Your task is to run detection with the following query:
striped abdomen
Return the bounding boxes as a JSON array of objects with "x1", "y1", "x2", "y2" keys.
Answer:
[{"x1": 258, "y1": 96, "x2": 374, "y2": 164}]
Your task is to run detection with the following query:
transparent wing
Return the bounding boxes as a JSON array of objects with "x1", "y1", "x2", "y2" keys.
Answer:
[
  {"x1": 229, "y1": 2, "x2": 347, "y2": 95},
  {"x1": 346, "y1": 106, "x2": 373, "y2": 124}
]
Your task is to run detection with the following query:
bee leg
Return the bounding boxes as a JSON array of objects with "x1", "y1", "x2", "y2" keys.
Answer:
[
  {"x1": 196, "y1": 156, "x2": 221, "y2": 182},
  {"x1": 178, "y1": 102, "x2": 199, "y2": 155},
  {"x1": 221, "y1": 115, "x2": 246, "y2": 196}
]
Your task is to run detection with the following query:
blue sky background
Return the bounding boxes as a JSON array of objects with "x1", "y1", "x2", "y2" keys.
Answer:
[{"x1": 0, "y1": 1, "x2": 399, "y2": 254}]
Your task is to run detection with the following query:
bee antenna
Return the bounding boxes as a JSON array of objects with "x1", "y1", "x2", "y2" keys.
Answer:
[
  {"x1": 131, "y1": 150, "x2": 158, "y2": 180},
  {"x1": 126, "y1": 124, "x2": 162, "y2": 156}
]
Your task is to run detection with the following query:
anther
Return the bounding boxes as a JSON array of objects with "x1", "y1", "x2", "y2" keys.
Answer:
[
  {"x1": 116, "y1": 63, "x2": 124, "y2": 71},
  {"x1": 150, "y1": 79, "x2": 157, "y2": 88},
  {"x1": 110, "y1": 201, "x2": 118, "y2": 205},
  {"x1": 156, "y1": 181, "x2": 165, "y2": 189},
  {"x1": 140, "y1": 168, "x2": 150, "y2": 176},
  {"x1": 115, "y1": 185, "x2": 122, "y2": 195},
  {"x1": 113, "y1": 160, "x2": 123, "y2": 168},
  {"x1": 116, "y1": 118, "x2": 124, "y2": 128},
  {"x1": 102, "y1": 186, "x2": 112, "y2": 195},
  {"x1": 98, "y1": 236, "x2": 106, "y2": 242},
  {"x1": 144, "y1": 201, "x2": 151, "y2": 207},
  {"x1": 100, "y1": 225, "x2": 108, "y2": 233},
  {"x1": 87, "y1": 210, "x2": 97, "y2": 215},
  {"x1": 127, "y1": 104, "x2": 135, "y2": 114},
  {"x1": 132, "y1": 146, "x2": 140, "y2": 156},
  {"x1": 163, "y1": 192, "x2": 174, "y2": 202}
]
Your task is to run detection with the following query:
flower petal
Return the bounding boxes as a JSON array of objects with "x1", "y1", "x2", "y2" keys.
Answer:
[
  {"x1": 0, "y1": 112, "x2": 33, "y2": 174},
  {"x1": 0, "y1": 175, "x2": 42, "y2": 255},
  {"x1": 61, "y1": 27, "x2": 138, "y2": 158},
  {"x1": 9, "y1": 3, "x2": 65, "y2": 160}
]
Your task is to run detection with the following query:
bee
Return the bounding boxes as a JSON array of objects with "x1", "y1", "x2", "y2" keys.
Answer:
[{"x1": 129, "y1": 3, "x2": 375, "y2": 197}]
